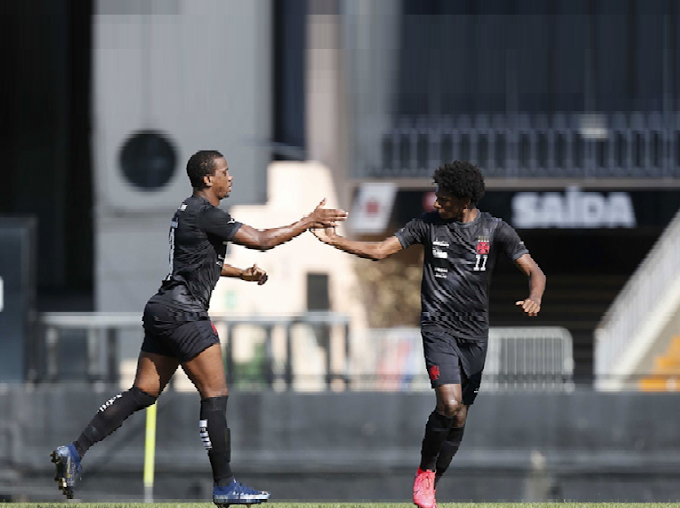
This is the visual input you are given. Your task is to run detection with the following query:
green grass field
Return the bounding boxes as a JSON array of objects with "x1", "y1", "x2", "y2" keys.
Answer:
[{"x1": 9, "y1": 504, "x2": 680, "y2": 508}]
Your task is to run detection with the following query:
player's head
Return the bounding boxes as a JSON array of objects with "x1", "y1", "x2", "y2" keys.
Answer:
[
  {"x1": 187, "y1": 150, "x2": 232, "y2": 198},
  {"x1": 432, "y1": 161, "x2": 485, "y2": 220}
]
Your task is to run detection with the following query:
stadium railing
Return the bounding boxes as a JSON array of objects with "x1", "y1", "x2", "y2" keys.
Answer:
[
  {"x1": 36, "y1": 311, "x2": 351, "y2": 389},
  {"x1": 354, "y1": 112, "x2": 680, "y2": 179},
  {"x1": 36, "y1": 313, "x2": 573, "y2": 391},
  {"x1": 595, "y1": 208, "x2": 680, "y2": 390}
]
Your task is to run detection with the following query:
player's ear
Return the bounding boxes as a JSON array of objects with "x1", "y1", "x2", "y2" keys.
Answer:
[{"x1": 203, "y1": 174, "x2": 212, "y2": 187}]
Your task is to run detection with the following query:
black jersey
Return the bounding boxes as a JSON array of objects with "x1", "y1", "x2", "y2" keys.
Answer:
[
  {"x1": 159, "y1": 195, "x2": 242, "y2": 310},
  {"x1": 395, "y1": 211, "x2": 528, "y2": 340}
]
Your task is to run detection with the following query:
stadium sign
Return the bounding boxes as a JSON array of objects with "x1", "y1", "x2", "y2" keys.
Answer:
[
  {"x1": 511, "y1": 187, "x2": 636, "y2": 229},
  {"x1": 393, "y1": 188, "x2": 680, "y2": 231},
  {"x1": 350, "y1": 182, "x2": 398, "y2": 233}
]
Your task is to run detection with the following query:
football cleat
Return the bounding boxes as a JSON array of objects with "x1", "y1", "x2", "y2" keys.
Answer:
[
  {"x1": 213, "y1": 478, "x2": 270, "y2": 507},
  {"x1": 50, "y1": 444, "x2": 82, "y2": 499},
  {"x1": 413, "y1": 467, "x2": 436, "y2": 508}
]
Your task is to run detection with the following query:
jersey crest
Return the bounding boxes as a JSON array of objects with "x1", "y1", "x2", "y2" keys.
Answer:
[{"x1": 476, "y1": 236, "x2": 490, "y2": 254}]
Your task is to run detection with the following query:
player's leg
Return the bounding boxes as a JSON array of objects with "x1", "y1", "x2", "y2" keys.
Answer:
[
  {"x1": 434, "y1": 405, "x2": 467, "y2": 488},
  {"x1": 182, "y1": 343, "x2": 232, "y2": 485},
  {"x1": 434, "y1": 339, "x2": 486, "y2": 488},
  {"x1": 414, "y1": 328, "x2": 463, "y2": 508},
  {"x1": 51, "y1": 350, "x2": 176, "y2": 498},
  {"x1": 179, "y1": 321, "x2": 269, "y2": 505},
  {"x1": 415, "y1": 384, "x2": 461, "y2": 508},
  {"x1": 73, "y1": 351, "x2": 178, "y2": 458},
  {"x1": 421, "y1": 384, "x2": 463, "y2": 470}
]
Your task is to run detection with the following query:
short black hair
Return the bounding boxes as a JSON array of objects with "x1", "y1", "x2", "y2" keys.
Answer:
[
  {"x1": 433, "y1": 161, "x2": 485, "y2": 205},
  {"x1": 186, "y1": 150, "x2": 224, "y2": 189}
]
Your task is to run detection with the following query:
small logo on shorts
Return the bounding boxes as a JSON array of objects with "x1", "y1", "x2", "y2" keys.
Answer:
[
  {"x1": 211, "y1": 322, "x2": 218, "y2": 335},
  {"x1": 428, "y1": 365, "x2": 440, "y2": 381}
]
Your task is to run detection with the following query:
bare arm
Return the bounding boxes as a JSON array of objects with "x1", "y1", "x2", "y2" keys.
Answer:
[
  {"x1": 513, "y1": 253, "x2": 546, "y2": 316},
  {"x1": 232, "y1": 199, "x2": 348, "y2": 251},
  {"x1": 220, "y1": 263, "x2": 268, "y2": 285},
  {"x1": 311, "y1": 227, "x2": 403, "y2": 260}
]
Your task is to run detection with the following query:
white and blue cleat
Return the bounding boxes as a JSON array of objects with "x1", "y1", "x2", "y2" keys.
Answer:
[{"x1": 213, "y1": 478, "x2": 270, "y2": 507}]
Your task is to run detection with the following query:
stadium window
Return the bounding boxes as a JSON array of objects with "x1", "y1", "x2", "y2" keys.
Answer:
[{"x1": 306, "y1": 273, "x2": 330, "y2": 311}]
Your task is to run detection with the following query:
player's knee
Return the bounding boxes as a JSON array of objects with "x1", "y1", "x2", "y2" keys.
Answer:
[
  {"x1": 452, "y1": 411, "x2": 467, "y2": 427},
  {"x1": 438, "y1": 398, "x2": 463, "y2": 418},
  {"x1": 129, "y1": 386, "x2": 158, "y2": 410}
]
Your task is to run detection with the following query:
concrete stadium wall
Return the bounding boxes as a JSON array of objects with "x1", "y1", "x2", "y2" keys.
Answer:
[{"x1": 1, "y1": 388, "x2": 679, "y2": 502}]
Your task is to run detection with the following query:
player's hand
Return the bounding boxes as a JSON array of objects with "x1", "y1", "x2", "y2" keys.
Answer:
[
  {"x1": 310, "y1": 226, "x2": 337, "y2": 244},
  {"x1": 307, "y1": 198, "x2": 348, "y2": 228},
  {"x1": 240, "y1": 264, "x2": 268, "y2": 285},
  {"x1": 516, "y1": 298, "x2": 541, "y2": 316}
]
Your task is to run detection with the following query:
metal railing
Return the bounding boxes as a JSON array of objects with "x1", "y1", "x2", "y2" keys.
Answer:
[
  {"x1": 355, "y1": 112, "x2": 680, "y2": 179},
  {"x1": 37, "y1": 314, "x2": 573, "y2": 391},
  {"x1": 485, "y1": 327, "x2": 574, "y2": 391},
  {"x1": 595, "y1": 208, "x2": 680, "y2": 391},
  {"x1": 37, "y1": 312, "x2": 351, "y2": 390}
]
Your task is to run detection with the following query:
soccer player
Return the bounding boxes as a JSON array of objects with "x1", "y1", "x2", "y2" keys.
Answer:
[
  {"x1": 312, "y1": 161, "x2": 545, "y2": 508},
  {"x1": 51, "y1": 150, "x2": 348, "y2": 506}
]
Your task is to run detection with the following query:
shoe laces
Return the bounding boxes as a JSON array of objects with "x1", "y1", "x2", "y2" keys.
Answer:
[{"x1": 231, "y1": 480, "x2": 262, "y2": 495}]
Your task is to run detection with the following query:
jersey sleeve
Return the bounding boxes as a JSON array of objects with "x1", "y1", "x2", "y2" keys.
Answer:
[
  {"x1": 495, "y1": 220, "x2": 529, "y2": 261},
  {"x1": 394, "y1": 215, "x2": 428, "y2": 248},
  {"x1": 197, "y1": 206, "x2": 243, "y2": 241}
]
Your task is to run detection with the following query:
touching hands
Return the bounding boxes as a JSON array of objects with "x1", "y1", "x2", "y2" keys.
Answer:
[
  {"x1": 310, "y1": 226, "x2": 338, "y2": 244},
  {"x1": 307, "y1": 199, "x2": 348, "y2": 229},
  {"x1": 515, "y1": 297, "x2": 541, "y2": 316},
  {"x1": 240, "y1": 264, "x2": 268, "y2": 285}
]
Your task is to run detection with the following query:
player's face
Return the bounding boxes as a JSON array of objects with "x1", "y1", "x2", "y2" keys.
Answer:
[
  {"x1": 208, "y1": 157, "x2": 233, "y2": 199},
  {"x1": 434, "y1": 186, "x2": 468, "y2": 221}
]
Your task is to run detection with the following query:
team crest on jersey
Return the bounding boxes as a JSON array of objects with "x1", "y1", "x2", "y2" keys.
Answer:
[{"x1": 476, "y1": 236, "x2": 490, "y2": 254}]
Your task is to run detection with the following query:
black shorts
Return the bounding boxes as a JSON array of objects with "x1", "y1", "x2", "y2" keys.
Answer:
[
  {"x1": 141, "y1": 290, "x2": 220, "y2": 364},
  {"x1": 422, "y1": 326, "x2": 488, "y2": 405}
]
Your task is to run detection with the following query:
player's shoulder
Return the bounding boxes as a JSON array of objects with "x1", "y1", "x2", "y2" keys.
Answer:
[
  {"x1": 478, "y1": 211, "x2": 520, "y2": 239},
  {"x1": 479, "y1": 211, "x2": 511, "y2": 227},
  {"x1": 179, "y1": 195, "x2": 211, "y2": 212}
]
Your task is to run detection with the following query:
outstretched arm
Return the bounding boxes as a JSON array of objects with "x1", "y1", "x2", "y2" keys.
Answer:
[
  {"x1": 232, "y1": 199, "x2": 348, "y2": 251},
  {"x1": 513, "y1": 253, "x2": 546, "y2": 316},
  {"x1": 311, "y1": 227, "x2": 403, "y2": 260},
  {"x1": 221, "y1": 263, "x2": 268, "y2": 285}
]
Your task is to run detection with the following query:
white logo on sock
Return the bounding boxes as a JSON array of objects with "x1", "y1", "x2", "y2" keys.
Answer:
[
  {"x1": 98, "y1": 393, "x2": 122, "y2": 413},
  {"x1": 199, "y1": 419, "x2": 212, "y2": 450}
]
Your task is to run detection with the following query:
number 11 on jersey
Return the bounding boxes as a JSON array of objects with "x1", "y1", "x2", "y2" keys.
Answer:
[{"x1": 473, "y1": 254, "x2": 488, "y2": 271}]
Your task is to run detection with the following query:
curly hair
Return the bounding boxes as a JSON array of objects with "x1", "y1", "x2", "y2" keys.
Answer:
[
  {"x1": 432, "y1": 161, "x2": 485, "y2": 205},
  {"x1": 186, "y1": 150, "x2": 224, "y2": 189}
]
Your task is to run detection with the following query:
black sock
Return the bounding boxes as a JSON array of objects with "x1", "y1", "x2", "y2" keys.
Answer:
[
  {"x1": 200, "y1": 396, "x2": 234, "y2": 487},
  {"x1": 434, "y1": 425, "x2": 465, "y2": 487},
  {"x1": 419, "y1": 409, "x2": 454, "y2": 471},
  {"x1": 73, "y1": 387, "x2": 157, "y2": 459}
]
